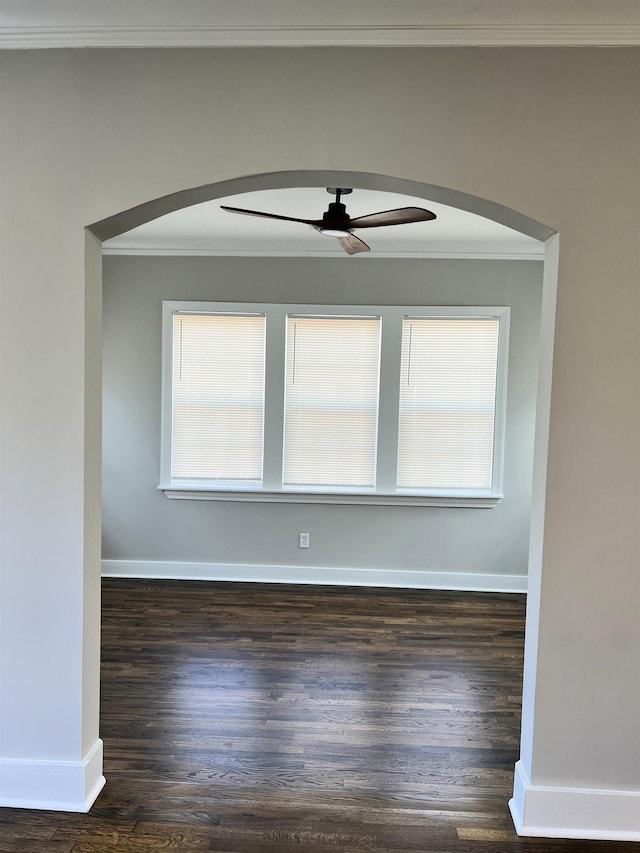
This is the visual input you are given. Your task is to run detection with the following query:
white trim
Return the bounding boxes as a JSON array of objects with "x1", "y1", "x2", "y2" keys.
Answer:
[
  {"x1": 518, "y1": 234, "x2": 560, "y2": 774},
  {"x1": 102, "y1": 243, "x2": 544, "y2": 262},
  {"x1": 3, "y1": 25, "x2": 640, "y2": 50},
  {"x1": 161, "y1": 301, "x2": 509, "y2": 503},
  {"x1": 101, "y1": 559, "x2": 527, "y2": 593},
  {"x1": 509, "y1": 760, "x2": 640, "y2": 842},
  {"x1": 160, "y1": 486, "x2": 502, "y2": 508},
  {"x1": 0, "y1": 739, "x2": 105, "y2": 813},
  {"x1": 92, "y1": 170, "x2": 556, "y2": 245}
]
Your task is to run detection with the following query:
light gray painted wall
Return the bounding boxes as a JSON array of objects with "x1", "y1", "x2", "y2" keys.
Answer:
[
  {"x1": 2, "y1": 46, "x2": 638, "y2": 826},
  {"x1": 102, "y1": 255, "x2": 542, "y2": 577}
]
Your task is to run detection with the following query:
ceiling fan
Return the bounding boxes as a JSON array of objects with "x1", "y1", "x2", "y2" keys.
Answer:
[{"x1": 221, "y1": 188, "x2": 437, "y2": 255}]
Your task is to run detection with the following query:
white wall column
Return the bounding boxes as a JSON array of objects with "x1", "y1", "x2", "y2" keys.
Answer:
[
  {"x1": 509, "y1": 225, "x2": 640, "y2": 840},
  {"x1": 0, "y1": 127, "x2": 105, "y2": 808}
]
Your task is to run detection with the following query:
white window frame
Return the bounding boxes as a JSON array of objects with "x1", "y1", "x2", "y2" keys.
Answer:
[{"x1": 159, "y1": 301, "x2": 510, "y2": 508}]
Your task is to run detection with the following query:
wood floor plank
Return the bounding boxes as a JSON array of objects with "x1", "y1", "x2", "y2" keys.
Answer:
[
  {"x1": 456, "y1": 827, "x2": 515, "y2": 840},
  {"x1": 0, "y1": 842, "x2": 74, "y2": 853},
  {"x1": 0, "y1": 819, "x2": 58, "y2": 842}
]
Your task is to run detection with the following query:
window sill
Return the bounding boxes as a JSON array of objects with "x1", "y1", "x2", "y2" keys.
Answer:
[{"x1": 159, "y1": 486, "x2": 502, "y2": 508}]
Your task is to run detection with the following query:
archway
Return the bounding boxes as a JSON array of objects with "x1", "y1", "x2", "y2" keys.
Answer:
[
  {"x1": 90, "y1": 169, "x2": 559, "y2": 825},
  {"x1": 90, "y1": 170, "x2": 555, "y2": 244}
]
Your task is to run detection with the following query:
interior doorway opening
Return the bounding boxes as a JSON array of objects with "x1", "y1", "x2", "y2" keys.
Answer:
[{"x1": 91, "y1": 169, "x2": 559, "y2": 829}]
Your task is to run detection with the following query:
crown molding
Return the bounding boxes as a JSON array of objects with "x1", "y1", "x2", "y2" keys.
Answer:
[
  {"x1": 102, "y1": 244, "x2": 544, "y2": 261},
  {"x1": 2, "y1": 24, "x2": 640, "y2": 50},
  {"x1": 3, "y1": 0, "x2": 639, "y2": 49}
]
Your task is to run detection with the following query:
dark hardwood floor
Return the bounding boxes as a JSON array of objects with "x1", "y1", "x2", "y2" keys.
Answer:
[{"x1": 0, "y1": 580, "x2": 631, "y2": 851}]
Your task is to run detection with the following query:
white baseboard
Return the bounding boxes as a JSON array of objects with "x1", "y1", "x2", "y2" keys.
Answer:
[
  {"x1": 509, "y1": 760, "x2": 640, "y2": 841},
  {"x1": 101, "y1": 559, "x2": 527, "y2": 593},
  {"x1": 0, "y1": 739, "x2": 105, "y2": 813}
]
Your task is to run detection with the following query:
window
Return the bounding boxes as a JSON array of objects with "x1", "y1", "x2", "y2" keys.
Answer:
[
  {"x1": 397, "y1": 317, "x2": 500, "y2": 491},
  {"x1": 283, "y1": 315, "x2": 381, "y2": 489},
  {"x1": 169, "y1": 312, "x2": 265, "y2": 486},
  {"x1": 160, "y1": 302, "x2": 509, "y2": 507}
]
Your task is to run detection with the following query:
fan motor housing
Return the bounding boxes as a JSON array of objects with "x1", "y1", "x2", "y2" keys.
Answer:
[{"x1": 324, "y1": 202, "x2": 349, "y2": 224}]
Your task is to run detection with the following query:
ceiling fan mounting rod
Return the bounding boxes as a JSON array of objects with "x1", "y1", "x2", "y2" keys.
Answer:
[{"x1": 327, "y1": 187, "x2": 352, "y2": 205}]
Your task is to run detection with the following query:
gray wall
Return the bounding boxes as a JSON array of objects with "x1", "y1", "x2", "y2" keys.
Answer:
[
  {"x1": 2, "y1": 46, "x2": 638, "y2": 827},
  {"x1": 102, "y1": 254, "x2": 542, "y2": 583}
]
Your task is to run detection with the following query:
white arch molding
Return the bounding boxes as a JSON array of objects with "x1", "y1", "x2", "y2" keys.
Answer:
[
  {"x1": 89, "y1": 169, "x2": 558, "y2": 831},
  {"x1": 90, "y1": 169, "x2": 556, "y2": 243}
]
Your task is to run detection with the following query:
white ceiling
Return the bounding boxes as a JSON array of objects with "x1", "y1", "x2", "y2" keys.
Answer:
[
  {"x1": 102, "y1": 188, "x2": 545, "y2": 259},
  {"x1": 1, "y1": 0, "x2": 639, "y2": 48}
]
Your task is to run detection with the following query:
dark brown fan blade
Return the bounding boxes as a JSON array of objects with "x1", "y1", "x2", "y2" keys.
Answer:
[
  {"x1": 348, "y1": 207, "x2": 437, "y2": 229},
  {"x1": 221, "y1": 205, "x2": 319, "y2": 226},
  {"x1": 339, "y1": 234, "x2": 370, "y2": 255}
]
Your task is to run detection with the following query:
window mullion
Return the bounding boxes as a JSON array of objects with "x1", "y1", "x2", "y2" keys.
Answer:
[
  {"x1": 491, "y1": 310, "x2": 510, "y2": 495},
  {"x1": 262, "y1": 310, "x2": 286, "y2": 490},
  {"x1": 376, "y1": 311, "x2": 402, "y2": 493}
]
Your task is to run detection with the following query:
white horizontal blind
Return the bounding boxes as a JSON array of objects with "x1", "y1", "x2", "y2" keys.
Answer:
[
  {"x1": 171, "y1": 312, "x2": 265, "y2": 482},
  {"x1": 397, "y1": 317, "x2": 499, "y2": 490},
  {"x1": 283, "y1": 316, "x2": 381, "y2": 488}
]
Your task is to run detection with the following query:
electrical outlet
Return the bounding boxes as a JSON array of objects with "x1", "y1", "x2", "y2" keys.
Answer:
[{"x1": 299, "y1": 532, "x2": 310, "y2": 549}]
